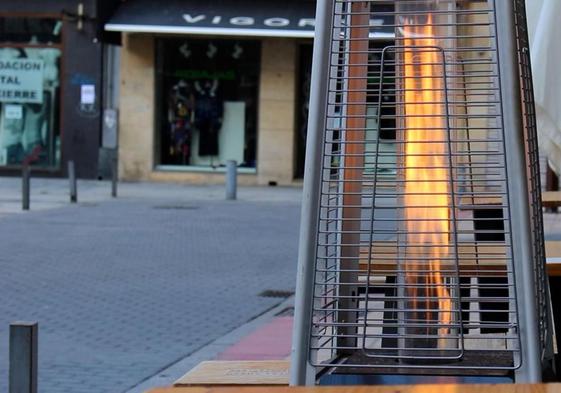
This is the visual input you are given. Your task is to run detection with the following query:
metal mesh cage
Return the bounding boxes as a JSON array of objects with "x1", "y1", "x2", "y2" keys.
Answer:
[
  {"x1": 291, "y1": 0, "x2": 552, "y2": 384},
  {"x1": 512, "y1": 0, "x2": 552, "y2": 364}
]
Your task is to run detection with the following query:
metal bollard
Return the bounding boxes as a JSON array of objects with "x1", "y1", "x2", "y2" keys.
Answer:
[
  {"x1": 226, "y1": 160, "x2": 237, "y2": 200},
  {"x1": 111, "y1": 155, "x2": 118, "y2": 198},
  {"x1": 68, "y1": 160, "x2": 77, "y2": 203},
  {"x1": 9, "y1": 322, "x2": 38, "y2": 393},
  {"x1": 22, "y1": 165, "x2": 30, "y2": 211}
]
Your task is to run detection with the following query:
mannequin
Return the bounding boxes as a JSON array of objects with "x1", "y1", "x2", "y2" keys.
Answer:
[
  {"x1": 168, "y1": 80, "x2": 194, "y2": 165},
  {"x1": 22, "y1": 95, "x2": 49, "y2": 155},
  {"x1": 194, "y1": 79, "x2": 223, "y2": 157}
]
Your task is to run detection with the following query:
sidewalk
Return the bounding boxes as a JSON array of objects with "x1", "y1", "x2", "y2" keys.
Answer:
[
  {"x1": 0, "y1": 177, "x2": 302, "y2": 393},
  {"x1": 0, "y1": 177, "x2": 302, "y2": 216}
]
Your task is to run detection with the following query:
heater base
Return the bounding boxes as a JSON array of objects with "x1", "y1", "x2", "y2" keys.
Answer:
[
  {"x1": 346, "y1": 350, "x2": 513, "y2": 373},
  {"x1": 317, "y1": 350, "x2": 514, "y2": 385},
  {"x1": 318, "y1": 374, "x2": 514, "y2": 386}
]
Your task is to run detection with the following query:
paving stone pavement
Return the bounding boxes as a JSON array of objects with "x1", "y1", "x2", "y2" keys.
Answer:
[{"x1": 0, "y1": 180, "x2": 301, "y2": 392}]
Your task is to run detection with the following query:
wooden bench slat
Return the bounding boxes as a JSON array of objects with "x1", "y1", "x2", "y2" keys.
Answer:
[{"x1": 175, "y1": 361, "x2": 289, "y2": 387}]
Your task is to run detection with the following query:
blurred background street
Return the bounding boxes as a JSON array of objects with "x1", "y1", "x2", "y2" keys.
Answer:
[{"x1": 0, "y1": 179, "x2": 300, "y2": 393}]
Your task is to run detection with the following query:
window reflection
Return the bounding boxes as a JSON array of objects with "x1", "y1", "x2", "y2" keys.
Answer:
[
  {"x1": 0, "y1": 17, "x2": 62, "y2": 45},
  {"x1": 0, "y1": 44, "x2": 61, "y2": 167}
]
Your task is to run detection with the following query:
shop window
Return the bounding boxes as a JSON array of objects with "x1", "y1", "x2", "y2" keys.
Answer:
[
  {"x1": 156, "y1": 39, "x2": 260, "y2": 170},
  {"x1": 0, "y1": 17, "x2": 62, "y2": 45},
  {"x1": 0, "y1": 17, "x2": 62, "y2": 168}
]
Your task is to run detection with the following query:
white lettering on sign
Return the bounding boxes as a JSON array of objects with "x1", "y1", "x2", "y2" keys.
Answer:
[
  {"x1": 230, "y1": 17, "x2": 254, "y2": 26},
  {"x1": 298, "y1": 18, "x2": 315, "y2": 27},
  {"x1": 264, "y1": 18, "x2": 290, "y2": 27},
  {"x1": 0, "y1": 59, "x2": 43, "y2": 104},
  {"x1": 183, "y1": 14, "x2": 206, "y2": 23},
  {"x1": 180, "y1": 14, "x2": 317, "y2": 30}
]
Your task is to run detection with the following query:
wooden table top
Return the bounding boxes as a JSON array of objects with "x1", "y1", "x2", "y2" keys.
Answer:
[
  {"x1": 355, "y1": 240, "x2": 561, "y2": 277},
  {"x1": 149, "y1": 384, "x2": 561, "y2": 393},
  {"x1": 457, "y1": 191, "x2": 561, "y2": 208},
  {"x1": 175, "y1": 360, "x2": 289, "y2": 386}
]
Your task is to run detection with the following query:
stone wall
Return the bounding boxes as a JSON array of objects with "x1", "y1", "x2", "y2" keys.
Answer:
[
  {"x1": 119, "y1": 33, "x2": 155, "y2": 181},
  {"x1": 257, "y1": 39, "x2": 297, "y2": 185}
]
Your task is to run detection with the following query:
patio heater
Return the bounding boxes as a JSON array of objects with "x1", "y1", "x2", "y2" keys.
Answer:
[{"x1": 291, "y1": 0, "x2": 555, "y2": 385}]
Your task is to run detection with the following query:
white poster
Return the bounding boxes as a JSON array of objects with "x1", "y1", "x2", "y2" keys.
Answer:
[
  {"x1": 0, "y1": 59, "x2": 44, "y2": 103},
  {"x1": 81, "y1": 84, "x2": 96, "y2": 105},
  {"x1": 4, "y1": 104, "x2": 23, "y2": 120}
]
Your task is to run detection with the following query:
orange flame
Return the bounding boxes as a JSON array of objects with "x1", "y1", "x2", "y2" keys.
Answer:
[{"x1": 402, "y1": 15, "x2": 452, "y2": 344}]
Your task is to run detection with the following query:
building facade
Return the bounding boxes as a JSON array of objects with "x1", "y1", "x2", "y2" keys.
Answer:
[
  {"x1": 107, "y1": 0, "x2": 316, "y2": 185},
  {"x1": 0, "y1": 0, "x2": 121, "y2": 179}
]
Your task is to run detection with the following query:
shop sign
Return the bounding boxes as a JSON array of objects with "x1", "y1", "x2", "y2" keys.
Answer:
[
  {"x1": 183, "y1": 14, "x2": 315, "y2": 29},
  {"x1": 105, "y1": 0, "x2": 395, "y2": 38},
  {"x1": 0, "y1": 59, "x2": 44, "y2": 104}
]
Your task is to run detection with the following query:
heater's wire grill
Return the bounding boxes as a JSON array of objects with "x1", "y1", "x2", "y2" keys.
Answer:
[
  {"x1": 513, "y1": 0, "x2": 550, "y2": 363},
  {"x1": 309, "y1": 0, "x2": 527, "y2": 372}
]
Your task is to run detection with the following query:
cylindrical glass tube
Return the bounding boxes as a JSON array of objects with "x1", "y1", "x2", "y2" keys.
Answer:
[{"x1": 395, "y1": 0, "x2": 458, "y2": 360}]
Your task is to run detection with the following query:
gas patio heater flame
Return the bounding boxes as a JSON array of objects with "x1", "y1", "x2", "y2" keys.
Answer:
[{"x1": 402, "y1": 14, "x2": 452, "y2": 348}]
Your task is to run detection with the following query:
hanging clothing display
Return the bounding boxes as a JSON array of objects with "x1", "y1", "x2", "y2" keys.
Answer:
[
  {"x1": 194, "y1": 79, "x2": 223, "y2": 157},
  {"x1": 156, "y1": 39, "x2": 260, "y2": 168},
  {"x1": 22, "y1": 96, "x2": 49, "y2": 152},
  {"x1": 0, "y1": 99, "x2": 48, "y2": 165},
  {"x1": 168, "y1": 80, "x2": 195, "y2": 164}
]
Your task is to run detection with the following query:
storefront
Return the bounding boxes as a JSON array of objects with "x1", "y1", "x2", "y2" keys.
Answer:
[
  {"x1": 155, "y1": 38, "x2": 261, "y2": 171},
  {"x1": 0, "y1": 0, "x2": 120, "y2": 178},
  {"x1": 106, "y1": 0, "x2": 394, "y2": 185},
  {"x1": 106, "y1": 0, "x2": 313, "y2": 185}
]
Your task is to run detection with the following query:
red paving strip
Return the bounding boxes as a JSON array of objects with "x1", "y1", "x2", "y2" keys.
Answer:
[{"x1": 217, "y1": 316, "x2": 293, "y2": 360}]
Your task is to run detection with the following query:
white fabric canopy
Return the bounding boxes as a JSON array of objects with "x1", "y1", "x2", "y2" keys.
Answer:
[{"x1": 526, "y1": 0, "x2": 561, "y2": 174}]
